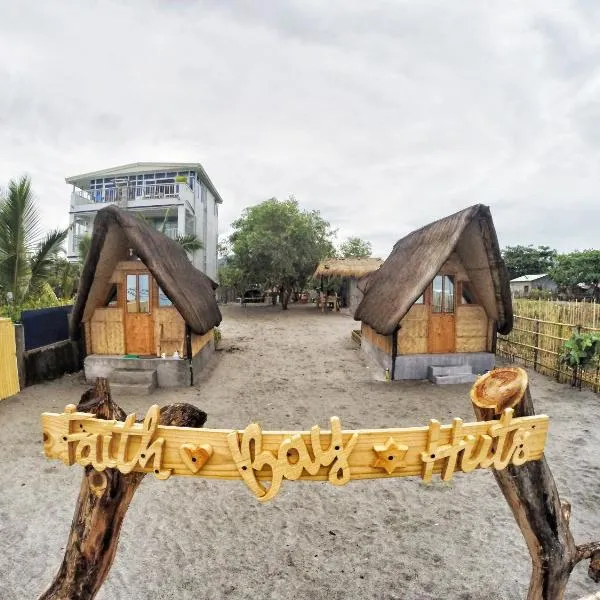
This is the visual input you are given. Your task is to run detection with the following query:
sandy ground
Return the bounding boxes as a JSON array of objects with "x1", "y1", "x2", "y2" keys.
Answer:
[{"x1": 1, "y1": 303, "x2": 600, "y2": 600}]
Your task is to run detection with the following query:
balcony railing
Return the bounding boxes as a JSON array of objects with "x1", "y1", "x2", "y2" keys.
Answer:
[{"x1": 72, "y1": 183, "x2": 193, "y2": 206}]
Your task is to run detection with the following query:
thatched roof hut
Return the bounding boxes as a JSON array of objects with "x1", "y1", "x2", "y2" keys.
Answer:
[
  {"x1": 313, "y1": 257, "x2": 383, "y2": 279},
  {"x1": 355, "y1": 204, "x2": 512, "y2": 335},
  {"x1": 355, "y1": 205, "x2": 512, "y2": 381},
  {"x1": 71, "y1": 205, "x2": 221, "y2": 338}
]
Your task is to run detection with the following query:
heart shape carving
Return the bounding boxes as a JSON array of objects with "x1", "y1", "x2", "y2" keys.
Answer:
[{"x1": 179, "y1": 443, "x2": 213, "y2": 474}]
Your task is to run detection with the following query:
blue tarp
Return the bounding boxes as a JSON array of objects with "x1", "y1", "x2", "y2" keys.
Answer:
[{"x1": 21, "y1": 305, "x2": 73, "y2": 351}]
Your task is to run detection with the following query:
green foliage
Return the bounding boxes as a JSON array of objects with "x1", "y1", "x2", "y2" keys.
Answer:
[
  {"x1": 136, "y1": 210, "x2": 203, "y2": 258},
  {"x1": 501, "y1": 245, "x2": 557, "y2": 279},
  {"x1": 228, "y1": 197, "x2": 336, "y2": 307},
  {"x1": 339, "y1": 237, "x2": 372, "y2": 258},
  {"x1": 549, "y1": 250, "x2": 600, "y2": 298},
  {"x1": 0, "y1": 175, "x2": 69, "y2": 305},
  {"x1": 78, "y1": 233, "x2": 92, "y2": 265},
  {"x1": 561, "y1": 331, "x2": 600, "y2": 371},
  {"x1": 213, "y1": 327, "x2": 221, "y2": 346},
  {"x1": 0, "y1": 283, "x2": 71, "y2": 322}
]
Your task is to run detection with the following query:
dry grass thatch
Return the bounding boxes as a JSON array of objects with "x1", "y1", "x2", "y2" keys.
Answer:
[
  {"x1": 71, "y1": 205, "x2": 221, "y2": 336},
  {"x1": 354, "y1": 204, "x2": 512, "y2": 336},
  {"x1": 313, "y1": 257, "x2": 383, "y2": 278}
]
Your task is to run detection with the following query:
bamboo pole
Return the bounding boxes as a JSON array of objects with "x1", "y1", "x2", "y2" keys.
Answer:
[
  {"x1": 471, "y1": 368, "x2": 600, "y2": 599},
  {"x1": 39, "y1": 378, "x2": 207, "y2": 600}
]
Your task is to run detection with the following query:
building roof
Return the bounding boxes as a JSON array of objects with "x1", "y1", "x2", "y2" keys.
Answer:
[
  {"x1": 313, "y1": 257, "x2": 383, "y2": 278},
  {"x1": 510, "y1": 274, "x2": 549, "y2": 283},
  {"x1": 71, "y1": 205, "x2": 222, "y2": 337},
  {"x1": 65, "y1": 162, "x2": 224, "y2": 204},
  {"x1": 354, "y1": 204, "x2": 513, "y2": 336}
]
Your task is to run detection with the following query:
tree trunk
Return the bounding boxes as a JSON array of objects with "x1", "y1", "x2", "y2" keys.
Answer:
[
  {"x1": 281, "y1": 285, "x2": 289, "y2": 310},
  {"x1": 471, "y1": 367, "x2": 600, "y2": 599},
  {"x1": 39, "y1": 378, "x2": 207, "y2": 600}
]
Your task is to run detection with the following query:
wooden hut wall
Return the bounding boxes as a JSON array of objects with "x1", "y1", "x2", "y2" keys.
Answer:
[
  {"x1": 361, "y1": 323, "x2": 393, "y2": 354},
  {"x1": 191, "y1": 330, "x2": 214, "y2": 355},
  {"x1": 392, "y1": 253, "x2": 491, "y2": 356},
  {"x1": 89, "y1": 308, "x2": 125, "y2": 354}
]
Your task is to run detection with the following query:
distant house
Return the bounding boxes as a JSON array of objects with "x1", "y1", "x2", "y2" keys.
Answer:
[
  {"x1": 510, "y1": 274, "x2": 557, "y2": 298},
  {"x1": 313, "y1": 257, "x2": 384, "y2": 315}
]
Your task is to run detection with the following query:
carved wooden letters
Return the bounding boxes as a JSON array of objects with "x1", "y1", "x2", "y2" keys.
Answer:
[{"x1": 41, "y1": 405, "x2": 549, "y2": 502}]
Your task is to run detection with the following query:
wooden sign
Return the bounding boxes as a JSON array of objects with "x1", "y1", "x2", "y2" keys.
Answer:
[{"x1": 41, "y1": 404, "x2": 549, "y2": 502}]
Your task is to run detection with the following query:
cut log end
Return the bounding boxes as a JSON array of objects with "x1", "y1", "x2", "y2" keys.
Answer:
[{"x1": 470, "y1": 367, "x2": 528, "y2": 414}]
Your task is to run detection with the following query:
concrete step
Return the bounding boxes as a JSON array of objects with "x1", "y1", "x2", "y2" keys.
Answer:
[
  {"x1": 109, "y1": 381, "x2": 156, "y2": 396},
  {"x1": 430, "y1": 373, "x2": 477, "y2": 385},
  {"x1": 111, "y1": 368, "x2": 157, "y2": 386},
  {"x1": 428, "y1": 364, "x2": 473, "y2": 377},
  {"x1": 428, "y1": 364, "x2": 476, "y2": 385}
]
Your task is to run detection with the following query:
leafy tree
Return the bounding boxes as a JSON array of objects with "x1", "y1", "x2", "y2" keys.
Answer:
[
  {"x1": 550, "y1": 250, "x2": 600, "y2": 300},
  {"x1": 78, "y1": 233, "x2": 92, "y2": 265},
  {"x1": 501, "y1": 245, "x2": 557, "y2": 279},
  {"x1": 339, "y1": 237, "x2": 372, "y2": 258},
  {"x1": 228, "y1": 197, "x2": 335, "y2": 309},
  {"x1": 0, "y1": 176, "x2": 68, "y2": 304}
]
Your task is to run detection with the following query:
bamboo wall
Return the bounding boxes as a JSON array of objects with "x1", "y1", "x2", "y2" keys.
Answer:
[
  {"x1": 0, "y1": 318, "x2": 19, "y2": 400},
  {"x1": 191, "y1": 329, "x2": 214, "y2": 355},
  {"x1": 455, "y1": 306, "x2": 489, "y2": 353},
  {"x1": 361, "y1": 323, "x2": 393, "y2": 354},
  {"x1": 89, "y1": 308, "x2": 125, "y2": 355},
  {"x1": 497, "y1": 299, "x2": 600, "y2": 390},
  {"x1": 155, "y1": 308, "x2": 185, "y2": 356},
  {"x1": 397, "y1": 305, "x2": 428, "y2": 354}
]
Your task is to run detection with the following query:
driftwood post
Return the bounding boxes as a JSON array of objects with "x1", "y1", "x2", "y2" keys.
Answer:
[
  {"x1": 39, "y1": 378, "x2": 207, "y2": 600},
  {"x1": 471, "y1": 367, "x2": 600, "y2": 600}
]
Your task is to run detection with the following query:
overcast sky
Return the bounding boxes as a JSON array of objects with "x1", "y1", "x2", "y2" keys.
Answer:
[{"x1": 1, "y1": 0, "x2": 599, "y2": 258}]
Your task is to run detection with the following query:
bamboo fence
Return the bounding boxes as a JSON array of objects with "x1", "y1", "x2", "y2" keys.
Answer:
[{"x1": 497, "y1": 299, "x2": 600, "y2": 391}]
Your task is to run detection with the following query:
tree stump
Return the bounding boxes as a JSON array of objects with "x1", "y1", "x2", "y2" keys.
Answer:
[
  {"x1": 39, "y1": 378, "x2": 207, "y2": 600},
  {"x1": 471, "y1": 367, "x2": 600, "y2": 600}
]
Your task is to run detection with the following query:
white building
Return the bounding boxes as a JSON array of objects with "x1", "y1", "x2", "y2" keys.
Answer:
[
  {"x1": 66, "y1": 162, "x2": 222, "y2": 280},
  {"x1": 509, "y1": 274, "x2": 557, "y2": 298}
]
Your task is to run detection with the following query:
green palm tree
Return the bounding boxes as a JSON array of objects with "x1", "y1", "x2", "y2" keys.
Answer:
[{"x1": 0, "y1": 175, "x2": 69, "y2": 304}]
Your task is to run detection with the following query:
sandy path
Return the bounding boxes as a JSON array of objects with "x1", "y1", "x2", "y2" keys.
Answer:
[{"x1": 1, "y1": 303, "x2": 599, "y2": 599}]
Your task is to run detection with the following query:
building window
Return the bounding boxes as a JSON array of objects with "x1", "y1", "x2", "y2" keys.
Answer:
[
  {"x1": 105, "y1": 285, "x2": 118, "y2": 307},
  {"x1": 127, "y1": 274, "x2": 151, "y2": 313},
  {"x1": 432, "y1": 275, "x2": 455, "y2": 313},
  {"x1": 158, "y1": 286, "x2": 173, "y2": 307},
  {"x1": 461, "y1": 282, "x2": 477, "y2": 304},
  {"x1": 414, "y1": 294, "x2": 424, "y2": 304}
]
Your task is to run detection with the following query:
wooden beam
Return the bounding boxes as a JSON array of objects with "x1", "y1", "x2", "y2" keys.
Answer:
[
  {"x1": 39, "y1": 378, "x2": 207, "y2": 600},
  {"x1": 471, "y1": 367, "x2": 600, "y2": 600}
]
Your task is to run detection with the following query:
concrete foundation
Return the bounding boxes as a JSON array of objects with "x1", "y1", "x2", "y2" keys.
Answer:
[
  {"x1": 361, "y1": 337, "x2": 494, "y2": 380},
  {"x1": 84, "y1": 339, "x2": 215, "y2": 388}
]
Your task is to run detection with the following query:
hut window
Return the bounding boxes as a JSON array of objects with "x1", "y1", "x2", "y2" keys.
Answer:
[
  {"x1": 461, "y1": 282, "x2": 477, "y2": 305},
  {"x1": 158, "y1": 286, "x2": 173, "y2": 307},
  {"x1": 126, "y1": 274, "x2": 151, "y2": 313},
  {"x1": 432, "y1": 275, "x2": 455, "y2": 313},
  {"x1": 105, "y1": 285, "x2": 118, "y2": 308},
  {"x1": 414, "y1": 294, "x2": 424, "y2": 304}
]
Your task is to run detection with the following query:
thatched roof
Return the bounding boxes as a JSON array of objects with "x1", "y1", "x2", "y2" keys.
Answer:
[
  {"x1": 313, "y1": 257, "x2": 383, "y2": 279},
  {"x1": 354, "y1": 204, "x2": 513, "y2": 336},
  {"x1": 71, "y1": 205, "x2": 221, "y2": 337}
]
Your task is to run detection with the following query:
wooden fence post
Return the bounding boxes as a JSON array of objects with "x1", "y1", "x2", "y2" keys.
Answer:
[
  {"x1": 39, "y1": 378, "x2": 207, "y2": 600},
  {"x1": 471, "y1": 368, "x2": 600, "y2": 599},
  {"x1": 533, "y1": 318, "x2": 540, "y2": 372}
]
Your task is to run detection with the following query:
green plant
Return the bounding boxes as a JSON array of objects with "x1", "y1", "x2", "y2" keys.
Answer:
[
  {"x1": 213, "y1": 327, "x2": 221, "y2": 346},
  {"x1": 561, "y1": 331, "x2": 600, "y2": 388}
]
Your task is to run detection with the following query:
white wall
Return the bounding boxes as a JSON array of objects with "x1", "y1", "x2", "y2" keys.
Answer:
[{"x1": 205, "y1": 188, "x2": 218, "y2": 281}]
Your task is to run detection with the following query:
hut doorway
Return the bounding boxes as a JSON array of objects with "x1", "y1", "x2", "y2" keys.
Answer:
[
  {"x1": 428, "y1": 275, "x2": 456, "y2": 353},
  {"x1": 124, "y1": 272, "x2": 154, "y2": 355}
]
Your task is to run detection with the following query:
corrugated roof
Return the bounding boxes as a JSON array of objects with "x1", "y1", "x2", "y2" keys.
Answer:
[
  {"x1": 510, "y1": 274, "x2": 549, "y2": 283},
  {"x1": 65, "y1": 162, "x2": 223, "y2": 204},
  {"x1": 313, "y1": 257, "x2": 383, "y2": 278}
]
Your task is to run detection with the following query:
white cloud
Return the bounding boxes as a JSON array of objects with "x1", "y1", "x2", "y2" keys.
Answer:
[{"x1": 1, "y1": 0, "x2": 599, "y2": 257}]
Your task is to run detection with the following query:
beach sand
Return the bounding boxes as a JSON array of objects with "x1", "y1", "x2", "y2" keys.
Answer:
[{"x1": 1, "y1": 303, "x2": 599, "y2": 599}]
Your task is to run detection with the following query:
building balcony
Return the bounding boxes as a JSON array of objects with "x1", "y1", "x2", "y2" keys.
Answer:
[{"x1": 70, "y1": 183, "x2": 195, "y2": 215}]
